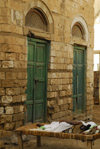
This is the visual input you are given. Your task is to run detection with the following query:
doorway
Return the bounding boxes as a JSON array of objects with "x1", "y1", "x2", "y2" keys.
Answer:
[
  {"x1": 26, "y1": 37, "x2": 49, "y2": 122},
  {"x1": 73, "y1": 45, "x2": 86, "y2": 113}
]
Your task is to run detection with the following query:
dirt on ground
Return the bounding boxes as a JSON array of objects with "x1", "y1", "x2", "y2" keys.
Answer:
[
  {"x1": 3, "y1": 135, "x2": 100, "y2": 149},
  {"x1": 1, "y1": 105, "x2": 100, "y2": 149}
]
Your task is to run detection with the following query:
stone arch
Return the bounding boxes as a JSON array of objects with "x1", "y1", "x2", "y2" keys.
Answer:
[
  {"x1": 72, "y1": 22, "x2": 84, "y2": 39},
  {"x1": 24, "y1": 0, "x2": 54, "y2": 33},
  {"x1": 71, "y1": 16, "x2": 89, "y2": 42},
  {"x1": 25, "y1": 8, "x2": 48, "y2": 31}
]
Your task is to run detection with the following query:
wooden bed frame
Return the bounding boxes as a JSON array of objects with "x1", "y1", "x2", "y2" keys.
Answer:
[{"x1": 16, "y1": 123, "x2": 100, "y2": 149}]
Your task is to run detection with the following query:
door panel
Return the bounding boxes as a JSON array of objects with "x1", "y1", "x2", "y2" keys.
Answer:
[
  {"x1": 36, "y1": 44, "x2": 45, "y2": 62},
  {"x1": 27, "y1": 104, "x2": 33, "y2": 122},
  {"x1": 26, "y1": 38, "x2": 49, "y2": 122},
  {"x1": 35, "y1": 103, "x2": 44, "y2": 121},
  {"x1": 73, "y1": 46, "x2": 86, "y2": 113},
  {"x1": 27, "y1": 67, "x2": 34, "y2": 100},
  {"x1": 34, "y1": 42, "x2": 46, "y2": 122}
]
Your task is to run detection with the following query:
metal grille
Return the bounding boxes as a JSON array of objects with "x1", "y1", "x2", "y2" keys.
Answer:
[
  {"x1": 72, "y1": 24, "x2": 84, "y2": 39},
  {"x1": 25, "y1": 9, "x2": 47, "y2": 31}
]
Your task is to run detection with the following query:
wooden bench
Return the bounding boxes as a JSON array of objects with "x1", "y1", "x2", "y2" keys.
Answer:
[{"x1": 16, "y1": 123, "x2": 100, "y2": 149}]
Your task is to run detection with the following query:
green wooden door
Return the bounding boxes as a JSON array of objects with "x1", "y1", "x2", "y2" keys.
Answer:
[
  {"x1": 73, "y1": 46, "x2": 86, "y2": 113},
  {"x1": 26, "y1": 38, "x2": 49, "y2": 122}
]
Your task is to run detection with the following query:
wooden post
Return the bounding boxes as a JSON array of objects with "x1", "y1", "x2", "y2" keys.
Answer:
[
  {"x1": 37, "y1": 136, "x2": 41, "y2": 147},
  {"x1": 87, "y1": 141, "x2": 93, "y2": 149},
  {"x1": 17, "y1": 132, "x2": 23, "y2": 149}
]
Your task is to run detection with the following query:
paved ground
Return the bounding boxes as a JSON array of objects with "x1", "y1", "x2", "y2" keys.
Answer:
[{"x1": 2, "y1": 105, "x2": 100, "y2": 149}]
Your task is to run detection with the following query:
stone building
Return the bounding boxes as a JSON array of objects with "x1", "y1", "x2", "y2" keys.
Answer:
[{"x1": 0, "y1": 0, "x2": 94, "y2": 132}]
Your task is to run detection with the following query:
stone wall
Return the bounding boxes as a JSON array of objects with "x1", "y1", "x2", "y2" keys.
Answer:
[
  {"x1": 0, "y1": 0, "x2": 27, "y2": 130},
  {"x1": 0, "y1": 0, "x2": 94, "y2": 132},
  {"x1": 47, "y1": 43, "x2": 73, "y2": 121}
]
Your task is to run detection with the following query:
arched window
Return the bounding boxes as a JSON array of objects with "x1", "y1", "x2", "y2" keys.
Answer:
[
  {"x1": 25, "y1": 8, "x2": 48, "y2": 32},
  {"x1": 72, "y1": 23, "x2": 84, "y2": 39}
]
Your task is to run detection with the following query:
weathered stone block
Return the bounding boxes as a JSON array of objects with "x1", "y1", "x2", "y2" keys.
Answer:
[
  {"x1": 60, "y1": 104, "x2": 68, "y2": 111},
  {"x1": 0, "y1": 130, "x2": 14, "y2": 138},
  {"x1": 0, "y1": 88, "x2": 5, "y2": 96},
  {"x1": 2, "y1": 61, "x2": 14, "y2": 68},
  {"x1": 1, "y1": 96, "x2": 12, "y2": 104},
  {"x1": 5, "y1": 107, "x2": 14, "y2": 114},
  {"x1": 20, "y1": 105, "x2": 24, "y2": 112},
  {"x1": 60, "y1": 91, "x2": 66, "y2": 97},
  {"x1": 13, "y1": 113, "x2": 24, "y2": 121},
  {"x1": 68, "y1": 103, "x2": 73, "y2": 110},
  {"x1": 0, "y1": 72, "x2": 5, "y2": 80},
  {"x1": 17, "y1": 72, "x2": 27, "y2": 79},
  {"x1": 20, "y1": 87, "x2": 26, "y2": 94},
  {"x1": 13, "y1": 95, "x2": 22, "y2": 103},
  {"x1": 5, "y1": 53, "x2": 18, "y2": 61},
  {"x1": 13, "y1": 106, "x2": 20, "y2": 114},
  {"x1": 47, "y1": 100, "x2": 56, "y2": 107},
  {"x1": 15, "y1": 121, "x2": 23, "y2": 129},
  {"x1": 0, "y1": 140, "x2": 4, "y2": 148},
  {"x1": 48, "y1": 107, "x2": 54, "y2": 114},
  {"x1": 67, "y1": 98, "x2": 72, "y2": 104},
  {"x1": 66, "y1": 90, "x2": 72, "y2": 96},
  {"x1": 47, "y1": 92, "x2": 58, "y2": 98},
  {"x1": 54, "y1": 106, "x2": 60, "y2": 112},
  {"x1": 2, "y1": 80, "x2": 27, "y2": 87},
  {"x1": 0, "y1": 107, "x2": 4, "y2": 115},
  {"x1": 0, "y1": 116, "x2": 4, "y2": 124},
  {"x1": 52, "y1": 113, "x2": 60, "y2": 120},
  {"x1": 13, "y1": 105, "x2": 24, "y2": 113},
  {"x1": 0, "y1": 115, "x2": 12, "y2": 124},
  {"x1": 11, "y1": 9, "x2": 23, "y2": 26},
  {"x1": 14, "y1": 61, "x2": 27, "y2": 68},
  {"x1": 0, "y1": 0, "x2": 7, "y2": 7},
  {"x1": 0, "y1": 52, "x2": 5, "y2": 60},
  {"x1": 0, "y1": 16, "x2": 11, "y2": 24},
  {"x1": 57, "y1": 99, "x2": 64, "y2": 105},
  {"x1": 6, "y1": 88, "x2": 20, "y2": 96},
  {"x1": 21, "y1": 94, "x2": 26, "y2": 102},
  {"x1": 5, "y1": 115, "x2": 12, "y2": 123},
  {"x1": 0, "y1": 61, "x2": 1, "y2": 68},
  {"x1": 4, "y1": 123, "x2": 15, "y2": 131},
  {"x1": 63, "y1": 98, "x2": 69, "y2": 104},
  {"x1": 0, "y1": 35, "x2": 25, "y2": 45},
  {"x1": 6, "y1": 72, "x2": 17, "y2": 80},
  {"x1": 0, "y1": 24, "x2": 23, "y2": 35},
  {"x1": 0, "y1": 8, "x2": 10, "y2": 17}
]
